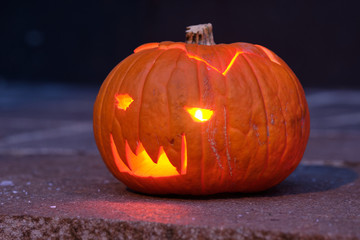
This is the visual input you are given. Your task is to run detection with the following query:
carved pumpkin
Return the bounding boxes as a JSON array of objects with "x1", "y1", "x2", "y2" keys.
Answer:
[{"x1": 93, "y1": 24, "x2": 310, "y2": 195}]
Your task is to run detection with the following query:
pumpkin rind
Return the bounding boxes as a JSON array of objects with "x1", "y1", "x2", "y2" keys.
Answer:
[{"x1": 93, "y1": 41, "x2": 310, "y2": 195}]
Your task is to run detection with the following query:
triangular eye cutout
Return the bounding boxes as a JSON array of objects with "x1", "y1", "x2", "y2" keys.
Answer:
[
  {"x1": 184, "y1": 107, "x2": 214, "y2": 122},
  {"x1": 115, "y1": 94, "x2": 134, "y2": 111}
]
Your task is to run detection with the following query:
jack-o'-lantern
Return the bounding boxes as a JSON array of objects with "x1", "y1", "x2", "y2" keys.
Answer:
[{"x1": 93, "y1": 23, "x2": 310, "y2": 195}]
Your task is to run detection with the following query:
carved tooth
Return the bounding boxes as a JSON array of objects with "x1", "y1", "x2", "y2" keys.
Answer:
[
  {"x1": 124, "y1": 140, "x2": 136, "y2": 170},
  {"x1": 110, "y1": 134, "x2": 131, "y2": 173},
  {"x1": 181, "y1": 134, "x2": 187, "y2": 175},
  {"x1": 141, "y1": 138, "x2": 162, "y2": 164},
  {"x1": 111, "y1": 120, "x2": 130, "y2": 169},
  {"x1": 156, "y1": 146, "x2": 166, "y2": 164}
]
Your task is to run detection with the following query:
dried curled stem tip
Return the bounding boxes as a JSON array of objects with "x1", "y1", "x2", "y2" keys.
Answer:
[{"x1": 185, "y1": 23, "x2": 215, "y2": 45}]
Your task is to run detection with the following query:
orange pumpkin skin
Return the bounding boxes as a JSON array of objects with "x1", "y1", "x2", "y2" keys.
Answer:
[{"x1": 93, "y1": 41, "x2": 310, "y2": 195}]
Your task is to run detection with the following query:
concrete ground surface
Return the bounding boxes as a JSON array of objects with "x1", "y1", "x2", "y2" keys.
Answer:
[{"x1": 0, "y1": 84, "x2": 359, "y2": 239}]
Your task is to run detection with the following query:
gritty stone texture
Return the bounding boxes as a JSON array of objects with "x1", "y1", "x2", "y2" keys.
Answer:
[
  {"x1": 0, "y1": 84, "x2": 360, "y2": 239},
  {"x1": 0, "y1": 155, "x2": 359, "y2": 239}
]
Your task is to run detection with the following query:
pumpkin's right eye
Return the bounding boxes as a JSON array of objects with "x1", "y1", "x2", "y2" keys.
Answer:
[
  {"x1": 184, "y1": 107, "x2": 214, "y2": 122},
  {"x1": 115, "y1": 94, "x2": 133, "y2": 111}
]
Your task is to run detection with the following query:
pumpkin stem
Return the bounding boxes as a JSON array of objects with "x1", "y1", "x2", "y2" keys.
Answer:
[{"x1": 185, "y1": 23, "x2": 215, "y2": 45}]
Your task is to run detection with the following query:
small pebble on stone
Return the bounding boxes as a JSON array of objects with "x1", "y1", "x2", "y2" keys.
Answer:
[{"x1": 0, "y1": 180, "x2": 14, "y2": 186}]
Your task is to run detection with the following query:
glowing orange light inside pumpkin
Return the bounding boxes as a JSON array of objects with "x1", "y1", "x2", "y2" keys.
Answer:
[
  {"x1": 185, "y1": 107, "x2": 214, "y2": 122},
  {"x1": 222, "y1": 51, "x2": 241, "y2": 75},
  {"x1": 110, "y1": 134, "x2": 187, "y2": 177},
  {"x1": 187, "y1": 54, "x2": 222, "y2": 74},
  {"x1": 187, "y1": 51, "x2": 242, "y2": 76},
  {"x1": 115, "y1": 94, "x2": 134, "y2": 110},
  {"x1": 180, "y1": 133, "x2": 187, "y2": 175}
]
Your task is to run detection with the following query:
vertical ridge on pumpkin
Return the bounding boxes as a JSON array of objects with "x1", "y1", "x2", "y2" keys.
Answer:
[
  {"x1": 241, "y1": 54, "x2": 271, "y2": 185},
  {"x1": 266, "y1": 60, "x2": 296, "y2": 184},
  {"x1": 243, "y1": 55, "x2": 289, "y2": 187},
  {"x1": 282, "y1": 66, "x2": 307, "y2": 132},
  {"x1": 100, "y1": 53, "x2": 144, "y2": 173},
  {"x1": 264, "y1": 68, "x2": 288, "y2": 186},
  {"x1": 193, "y1": 43, "x2": 207, "y2": 193},
  {"x1": 139, "y1": 49, "x2": 183, "y2": 168},
  {"x1": 212, "y1": 45, "x2": 234, "y2": 180},
  {"x1": 167, "y1": 43, "x2": 205, "y2": 192},
  {"x1": 196, "y1": 44, "x2": 235, "y2": 192},
  {"x1": 223, "y1": 54, "x2": 255, "y2": 188},
  {"x1": 110, "y1": 52, "x2": 154, "y2": 165},
  {"x1": 280, "y1": 66, "x2": 310, "y2": 172},
  {"x1": 273, "y1": 61, "x2": 306, "y2": 170},
  {"x1": 136, "y1": 51, "x2": 167, "y2": 158},
  {"x1": 112, "y1": 117, "x2": 130, "y2": 169},
  {"x1": 119, "y1": 50, "x2": 166, "y2": 156},
  {"x1": 162, "y1": 52, "x2": 186, "y2": 174},
  {"x1": 223, "y1": 106, "x2": 232, "y2": 176}
]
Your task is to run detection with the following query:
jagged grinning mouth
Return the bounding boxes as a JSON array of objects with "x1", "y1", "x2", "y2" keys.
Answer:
[{"x1": 110, "y1": 134, "x2": 187, "y2": 177}]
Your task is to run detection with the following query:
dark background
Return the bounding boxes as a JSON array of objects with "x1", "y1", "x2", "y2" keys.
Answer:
[{"x1": 1, "y1": 0, "x2": 359, "y2": 88}]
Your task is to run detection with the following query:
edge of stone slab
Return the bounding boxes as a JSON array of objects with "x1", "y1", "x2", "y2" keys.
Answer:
[{"x1": 0, "y1": 215, "x2": 357, "y2": 240}]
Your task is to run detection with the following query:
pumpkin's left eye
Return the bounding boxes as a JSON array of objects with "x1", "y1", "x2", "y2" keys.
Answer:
[
  {"x1": 184, "y1": 107, "x2": 214, "y2": 122},
  {"x1": 115, "y1": 94, "x2": 134, "y2": 111}
]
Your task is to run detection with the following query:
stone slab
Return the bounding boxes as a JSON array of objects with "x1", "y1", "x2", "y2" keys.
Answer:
[{"x1": 0, "y1": 154, "x2": 359, "y2": 239}]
